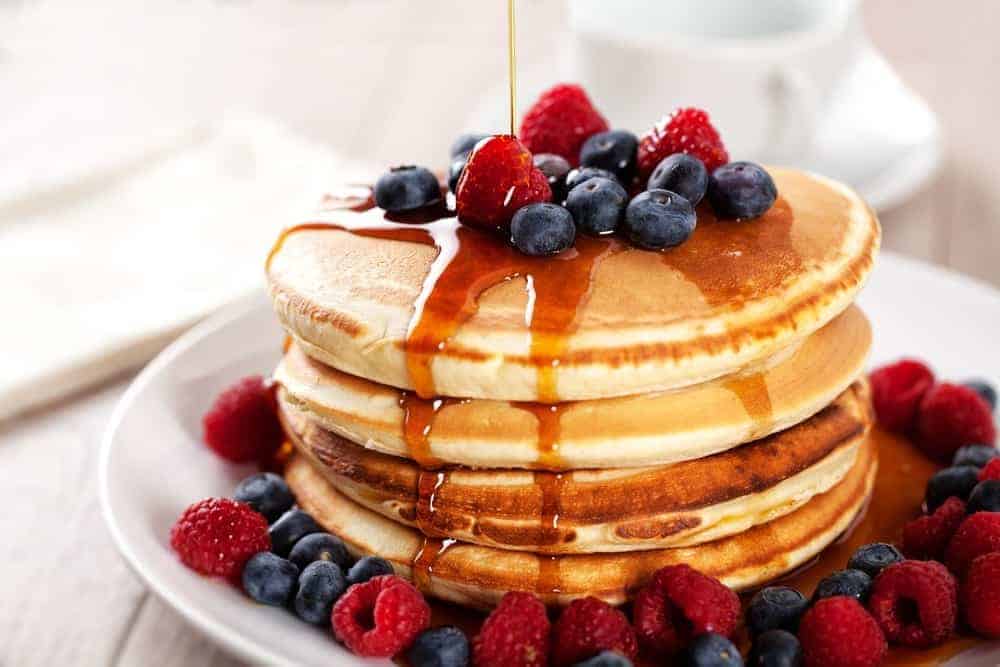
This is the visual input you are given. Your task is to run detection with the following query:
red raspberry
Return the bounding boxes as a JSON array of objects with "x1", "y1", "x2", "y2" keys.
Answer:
[
  {"x1": 473, "y1": 591, "x2": 550, "y2": 667},
  {"x1": 799, "y1": 597, "x2": 887, "y2": 667},
  {"x1": 520, "y1": 83, "x2": 609, "y2": 166},
  {"x1": 202, "y1": 375, "x2": 283, "y2": 463},
  {"x1": 456, "y1": 135, "x2": 552, "y2": 232},
  {"x1": 962, "y1": 552, "x2": 1000, "y2": 638},
  {"x1": 915, "y1": 383, "x2": 996, "y2": 462},
  {"x1": 331, "y1": 575, "x2": 430, "y2": 657},
  {"x1": 980, "y1": 458, "x2": 1000, "y2": 481},
  {"x1": 902, "y1": 496, "x2": 968, "y2": 560},
  {"x1": 632, "y1": 564, "x2": 739, "y2": 656},
  {"x1": 945, "y1": 511, "x2": 1000, "y2": 577},
  {"x1": 637, "y1": 108, "x2": 729, "y2": 180},
  {"x1": 170, "y1": 497, "x2": 270, "y2": 580},
  {"x1": 551, "y1": 597, "x2": 638, "y2": 666},
  {"x1": 867, "y1": 560, "x2": 957, "y2": 647},
  {"x1": 869, "y1": 359, "x2": 935, "y2": 433}
]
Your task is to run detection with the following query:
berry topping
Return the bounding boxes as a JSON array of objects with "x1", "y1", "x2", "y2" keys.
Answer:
[
  {"x1": 566, "y1": 177, "x2": 627, "y2": 237},
  {"x1": 944, "y1": 511, "x2": 1000, "y2": 576},
  {"x1": 624, "y1": 189, "x2": 697, "y2": 250},
  {"x1": 902, "y1": 496, "x2": 967, "y2": 560},
  {"x1": 637, "y1": 107, "x2": 728, "y2": 180},
  {"x1": 925, "y1": 465, "x2": 980, "y2": 511},
  {"x1": 448, "y1": 156, "x2": 467, "y2": 193},
  {"x1": 552, "y1": 596, "x2": 638, "y2": 667},
  {"x1": 745, "y1": 586, "x2": 808, "y2": 637},
  {"x1": 472, "y1": 591, "x2": 551, "y2": 667},
  {"x1": 868, "y1": 560, "x2": 957, "y2": 648},
  {"x1": 520, "y1": 83, "x2": 609, "y2": 166},
  {"x1": 685, "y1": 633, "x2": 743, "y2": 667},
  {"x1": 534, "y1": 153, "x2": 573, "y2": 203},
  {"x1": 331, "y1": 574, "x2": 430, "y2": 657},
  {"x1": 170, "y1": 497, "x2": 270, "y2": 579},
  {"x1": 233, "y1": 472, "x2": 294, "y2": 524},
  {"x1": 374, "y1": 166, "x2": 442, "y2": 212},
  {"x1": 812, "y1": 569, "x2": 873, "y2": 604},
  {"x1": 798, "y1": 597, "x2": 886, "y2": 667},
  {"x1": 346, "y1": 555, "x2": 394, "y2": 586},
  {"x1": 202, "y1": 375, "x2": 282, "y2": 464},
  {"x1": 647, "y1": 153, "x2": 709, "y2": 206},
  {"x1": 241, "y1": 552, "x2": 299, "y2": 607},
  {"x1": 954, "y1": 443, "x2": 1000, "y2": 469},
  {"x1": 868, "y1": 359, "x2": 935, "y2": 433},
  {"x1": 575, "y1": 651, "x2": 634, "y2": 667},
  {"x1": 962, "y1": 552, "x2": 1000, "y2": 638},
  {"x1": 408, "y1": 626, "x2": 471, "y2": 667},
  {"x1": 707, "y1": 162, "x2": 777, "y2": 220},
  {"x1": 847, "y1": 543, "x2": 905, "y2": 578},
  {"x1": 579, "y1": 130, "x2": 639, "y2": 185},
  {"x1": 566, "y1": 166, "x2": 619, "y2": 191},
  {"x1": 294, "y1": 560, "x2": 347, "y2": 625},
  {"x1": 450, "y1": 133, "x2": 490, "y2": 158},
  {"x1": 968, "y1": 480, "x2": 1000, "y2": 513},
  {"x1": 633, "y1": 564, "x2": 740, "y2": 656},
  {"x1": 980, "y1": 458, "x2": 1000, "y2": 481},
  {"x1": 288, "y1": 532, "x2": 351, "y2": 571},
  {"x1": 268, "y1": 509, "x2": 322, "y2": 557},
  {"x1": 748, "y1": 629, "x2": 802, "y2": 667},
  {"x1": 915, "y1": 382, "x2": 997, "y2": 463},
  {"x1": 964, "y1": 379, "x2": 997, "y2": 410},
  {"x1": 456, "y1": 135, "x2": 552, "y2": 231},
  {"x1": 510, "y1": 203, "x2": 576, "y2": 256}
]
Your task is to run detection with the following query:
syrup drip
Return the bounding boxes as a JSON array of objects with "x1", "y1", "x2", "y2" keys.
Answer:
[
  {"x1": 722, "y1": 372, "x2": 773, "y2": 436},
  {"x1": 411, "y1": 536, "x2": 455, "y2": 593},
  {"x1": 399, "y1": 394, "x2": 458, "y2": 468}
]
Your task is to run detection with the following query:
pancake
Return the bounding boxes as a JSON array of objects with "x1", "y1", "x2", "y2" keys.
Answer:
[
  {"x1": 283, "y1": 432, "x2": 878, "y2": 608},
  {"x1": 275, "y1": 305, "x2": 871, "y2": 469},
  {"x1": 280, "y1": 381, "x2": 871, "y2": 553},
  {"x1": 267, "y1": 168, "x2": 879, "y2": 402}
]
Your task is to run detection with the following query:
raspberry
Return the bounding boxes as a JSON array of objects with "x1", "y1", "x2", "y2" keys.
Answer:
[
  {"x1": 962, "y1": 552, "x2": 1000, "y2": 638},
  {"x1": 637, "y1": 108, "x2": 729, "y2": 181},
  {"x1": 798, "y1": 597, "x2": 887, "y2": 667},
  {"x1": 867, "y1": 560, "x2": 957, "y2": 647},
  {"x1": 980, "y1": 459, "x2": 1000, "y2": 481},
  {"x1": 551, "y1": 597, "x2": 638, "y2": 666},
  {"x1": 170, "y1": 497, "x2": 270, "y2": 580},
  {"x1": 520, "y1": 83, "x2": 609, "y2": 166},
  {"x1": 202, "y1": 375, "x2": 283, "y2": 463},
  {"x1": 456, "y1": 135, "x2": 551, "y2": 232},
  {"x1": 632, "y1": 564, "x2": 740, "y2": 655},
  {"x1": 869, "y1": 359, "x2": 935, "y2": 433},
  {"x1": 902, "y1": 497, "x2": 967, "y2": 560},
  {"x1": 944, "y1": 511, "x2": 1000, "y2": 577},
  {"x1": 472, "y1": 591, "x2": 550, "y2": 667},
  {"x1": 331, "y1": 575, "x2": 430, "y2": 657},
  {"x1": 915, "y1": 383, "x2": 996, "y2": 462}
]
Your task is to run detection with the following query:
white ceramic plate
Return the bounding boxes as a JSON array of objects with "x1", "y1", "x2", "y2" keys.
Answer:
[{"x1": 101, "y1": 252, "x2": 1000, "y2": 666}]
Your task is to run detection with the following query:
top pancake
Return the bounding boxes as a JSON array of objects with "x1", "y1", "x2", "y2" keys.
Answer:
[{"x1": 267, "y1": 168, "x2": 879, "y2": 402}]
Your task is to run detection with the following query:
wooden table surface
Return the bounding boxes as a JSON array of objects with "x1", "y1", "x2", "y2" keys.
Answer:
[{"x1": 2, "y1": 2, "x2": 999, "y2": 665}]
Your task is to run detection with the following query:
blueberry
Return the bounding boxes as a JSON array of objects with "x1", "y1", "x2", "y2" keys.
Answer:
[
  {"x1": 580, "y1": 130, "x2": 639, "y2": 185},
  {"x1": 233, "y1": 472, "x2": 294, "y2": 524},
  {"x1": 534, "y1": 153, "x2": 572, "y2": 203},
  {"x1": 346, "y1": 555, "x2": 394, "y2": 586},
  {"x1": 685, "y1": 632, "x2": 744, "y2": 667},
  {"x1": 925, "y1": 465, "x2": 981, "y2": 511},
  {"x1": 748, "y1": 629, "x2": 803, "y2": 667},
  {"x1": 510, "y1": 203, "x2": 576, "y2": 256},
  {"x1": 968, "y1": 480, "x2": 1000, "y2": 513},
  {"x1": 847, "y1": 543, "x2": 905, "y2": 578},
  {"x1": 448, "y1": 156, "x2": 467, "y2": 193},
  {"x1": 566, "y1": 177, "x2": 627, "y2": 236},
  {"x1": 374, "y1": 166, "x2": 441, "y2": 212},
  {"x1": 450, "y1": 133, "x2": 490, "y2": 159},
  {"x1": 293, "y1": 560, "x2": 347, "y2": 625},
  {"x1": 565, "y1": 166, "x2": 619, "y2": 191},
  {"x1": 707, "y1": 162, "x2": 777, "y2": 219},
  {"x1": 269, "y1": 509, "x2": 323, "y2": 556},
  {"x1": 575, "y1": 651, "x2": 634, "y2": 667},
  {"x1": 288, "y1": 532, "x2": 351, "y2": 571},
  {"x1": 241, "y1": 552, "x2": 299, "y2": 607},
  {"x1": 964, "y1": 380, "x2": 997, "y2": 410},
  {"x1": 624, "y1": 189, "x2": 696, "y2": 250},
  {"x1": 745, "y1": 586, "x2": 808, "y2": 636},
  {"x1": 647, "y1": 154, "x2": 709, "y2": 206},
  {"x1": 812, "y1": 569, "x2": 872, "y2": 603},
  {"x1": 953, "y1": 444, "x2": 999, "y2": 469},
  {"x1": 407, "y1": 626, "x2": 471, "y2": 667}
]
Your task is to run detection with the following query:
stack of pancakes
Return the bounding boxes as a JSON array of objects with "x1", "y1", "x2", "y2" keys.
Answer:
[{"x1": 266, "y1": 168, "x2": 881, "y2": 609}]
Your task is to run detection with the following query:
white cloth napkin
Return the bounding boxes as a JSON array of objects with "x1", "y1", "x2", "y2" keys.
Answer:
[{"x1": 0, "y1": 115, "x2": 373, "y2": 420}]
